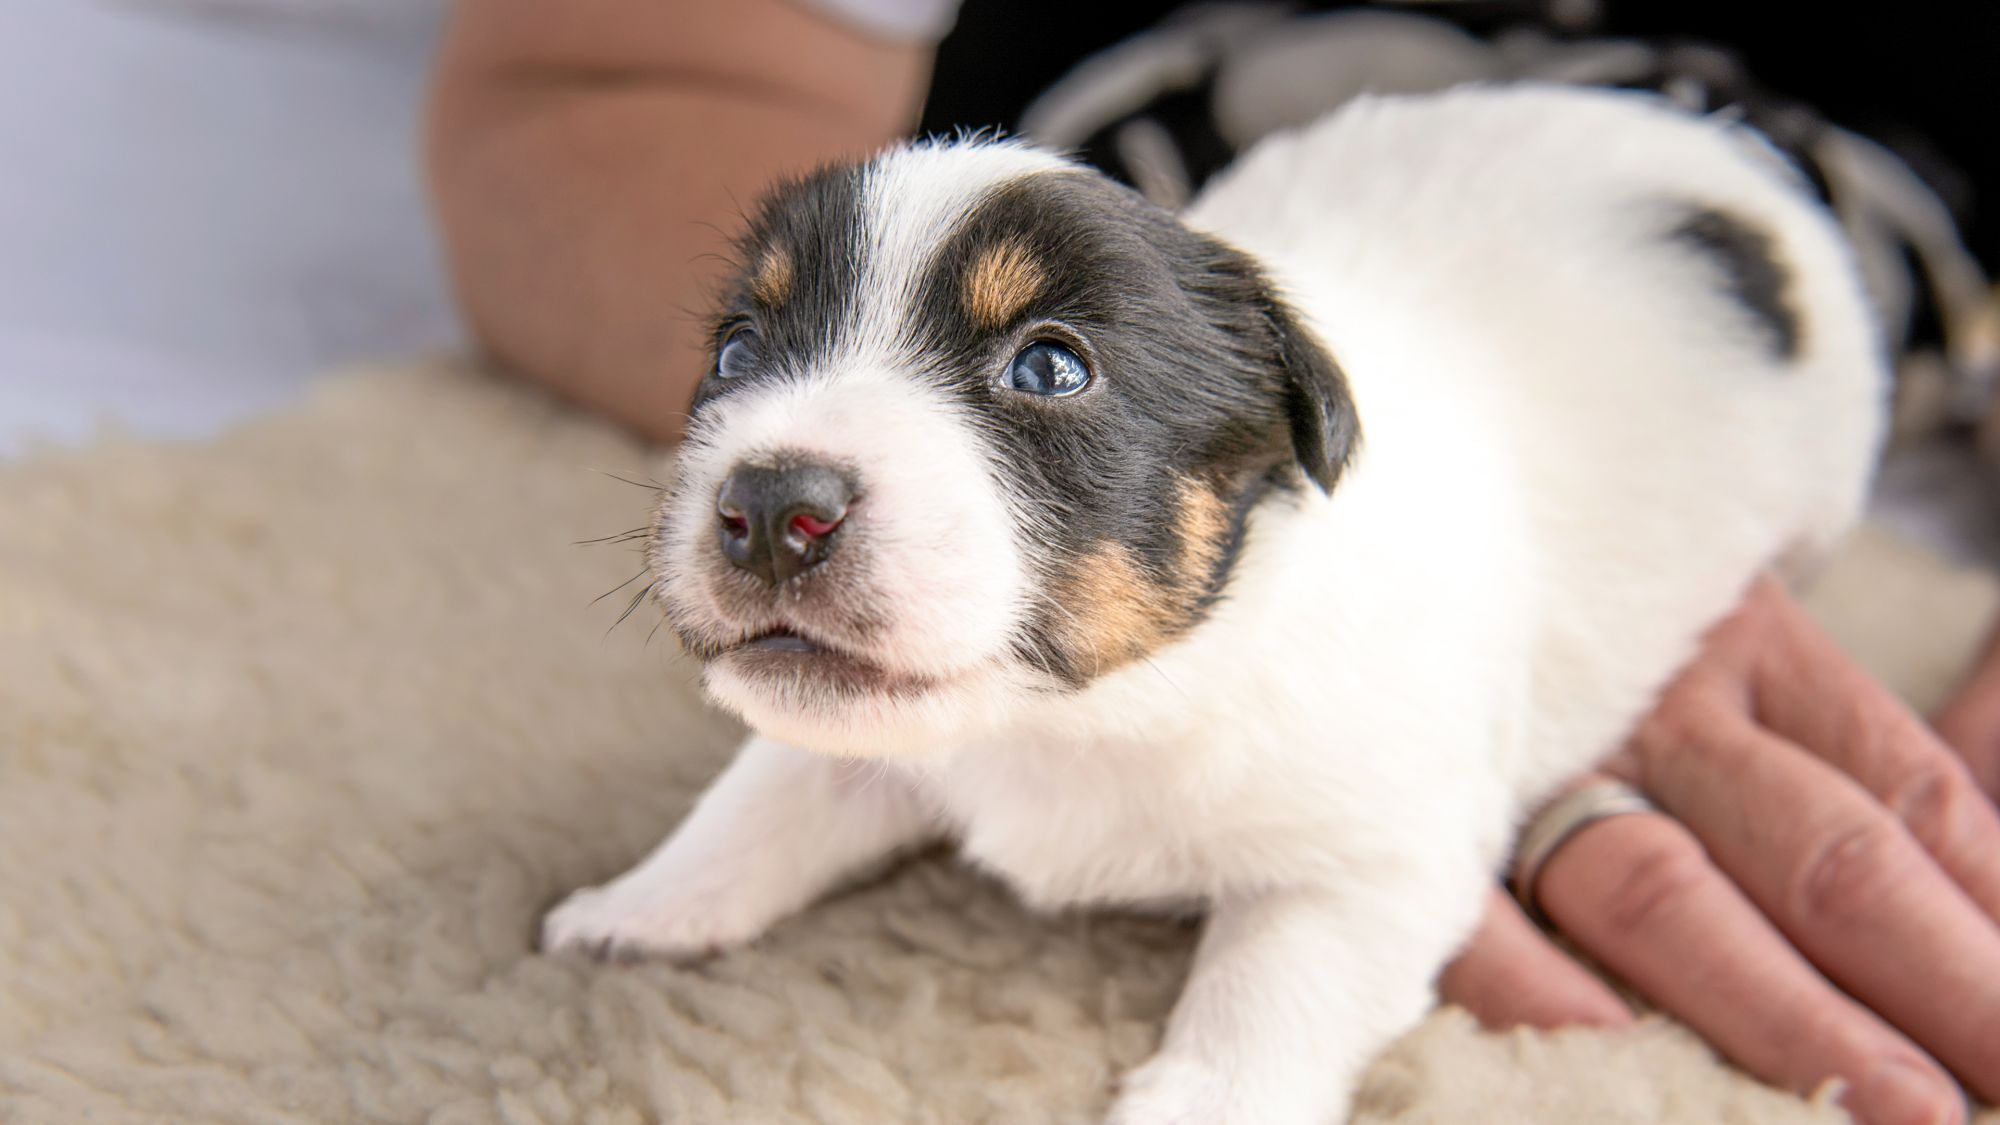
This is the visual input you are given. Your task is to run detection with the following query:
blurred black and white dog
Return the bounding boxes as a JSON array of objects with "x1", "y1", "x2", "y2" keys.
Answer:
[{"x1": 544, "y1": 86, "x2": 1884, "y2": 1123}]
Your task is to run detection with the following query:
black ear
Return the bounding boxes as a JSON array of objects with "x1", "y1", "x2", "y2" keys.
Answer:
[
  {"x1": 1141, "y1": 197, "x2": 1362, "y2": 494},
  {"x1": 1263, "y1": 290, "x2": 1360, "y2": 494}
]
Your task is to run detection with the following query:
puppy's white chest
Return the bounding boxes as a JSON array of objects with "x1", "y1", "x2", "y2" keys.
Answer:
[{"x1": 921, "y1": 737, "x2": 1235, "y2": 911}]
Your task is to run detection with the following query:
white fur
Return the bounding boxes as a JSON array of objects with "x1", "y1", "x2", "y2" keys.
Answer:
[{"x1": 547, "y1": 86, "x2": 1885, "y2": 1124}]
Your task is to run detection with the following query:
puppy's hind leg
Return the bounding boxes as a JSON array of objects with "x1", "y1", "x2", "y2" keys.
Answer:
[{"x1": 541, "y1": 736, "x2": 937, "y2": 961}]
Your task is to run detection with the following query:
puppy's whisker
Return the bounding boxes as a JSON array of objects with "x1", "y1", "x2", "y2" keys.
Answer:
[
  {"x1": 607, "y1": 582, "x2": 660, "y2": 636},
  {"x1": 574, "y1": 527, "x2": 652, "y2": 547},
  {"x1": 593, "y1": 470, "x2": 670, "y2": 491},
  {"x1": 590, "y1": 568, "x2": 651, "y2": 607}
]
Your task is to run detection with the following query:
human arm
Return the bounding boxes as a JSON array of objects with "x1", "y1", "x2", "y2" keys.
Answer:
[{"x1": 426, "y1": 0, "x2": 934, "y2": 442}]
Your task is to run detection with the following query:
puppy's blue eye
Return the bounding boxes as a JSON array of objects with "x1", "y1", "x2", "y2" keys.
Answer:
[
  {"x1": 1006, "y1": 341, "x2": 1091, "y2": 397},
  {"x1": 717, "y1": 328, "x2": 759, "y2": 379}
]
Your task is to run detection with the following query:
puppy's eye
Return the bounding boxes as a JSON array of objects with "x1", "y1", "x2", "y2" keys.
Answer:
[
  {"x1": 717, "y1": 327, "x2": 759, "y2": 379},
  {"x1": 1006, "y1": 341, "x2": 1091, "y2": 397}
]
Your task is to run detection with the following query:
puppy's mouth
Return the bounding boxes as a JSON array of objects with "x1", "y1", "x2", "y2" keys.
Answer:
[
  {"x1": 740, "y1": 628, "x2": 828, "y2": 654},
  {"x1": 720, "y1": 626, "x2": 929, "y2": 697}
]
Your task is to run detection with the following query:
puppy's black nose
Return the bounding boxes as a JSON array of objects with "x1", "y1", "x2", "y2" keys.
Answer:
[{"x1": 716, "y1": 462, "x2": 852, "y2": 586}]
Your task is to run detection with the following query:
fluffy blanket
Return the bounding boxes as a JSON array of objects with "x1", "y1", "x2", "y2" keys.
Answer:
[{"x1": 2, "y1": 360, "x2": 1994, "y2": 1123}]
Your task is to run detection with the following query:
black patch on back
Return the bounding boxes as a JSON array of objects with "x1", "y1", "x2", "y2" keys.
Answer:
[{"x1": 1671, "y1": 205, "x2": 1801, "y2": 358}]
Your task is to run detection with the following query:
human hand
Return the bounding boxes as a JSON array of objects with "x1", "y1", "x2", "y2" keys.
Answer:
[
  {"x1": 1932, "y1": 612, "x2": 2000, "y2": 801},
  {"x1": 1440, "y1": 576, "x2": 2000, "y2": 1125}
]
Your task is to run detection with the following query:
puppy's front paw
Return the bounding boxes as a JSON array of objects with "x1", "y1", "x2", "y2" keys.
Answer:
[
  {"x1": 1105, "y1": 1056, "x2": 1233, "y2": 1125},
  {"x1": 539, "y1": 878, "x2": 762, "y2": 963}
]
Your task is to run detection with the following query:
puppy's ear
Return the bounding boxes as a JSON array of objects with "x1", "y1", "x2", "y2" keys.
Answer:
[
  {"x1": 1169, "y1": 215, "x2": 1362, "y2": 493},
  {"x1": 1263, "y1": 289, "x2": 1360, "y2": 494}
]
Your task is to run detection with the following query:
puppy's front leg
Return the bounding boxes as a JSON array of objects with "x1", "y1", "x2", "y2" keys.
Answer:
[
  {"x1": 1108, "y1": 881, "x2": 1470, "y2": 1125},
  {"x1": 541, "y1": 736, "x2": 935, "y2": 961}
]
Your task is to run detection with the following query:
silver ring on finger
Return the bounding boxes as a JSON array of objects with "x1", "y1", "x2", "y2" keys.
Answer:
[{"x1": 1509, "y1": 778, "x2": 1661, "y2": 927}]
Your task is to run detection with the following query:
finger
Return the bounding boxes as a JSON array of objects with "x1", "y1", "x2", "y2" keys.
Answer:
[
  {"x1": 1741, "y1": 584, "x2": 2000, "y2": 922},
  {"x1": 1628, "y1": 702, "x2": 2000, "y2": 1104},
  {"x1": 1537, "y1": 811, "x2": 1964, "y2": 1125},
  {"x1": 1437, "y1": 887, "x2": 1633, "y2": 1031},
  {"x1": 1931, "y1": 614, "x2": 2000, "y2": 800}
]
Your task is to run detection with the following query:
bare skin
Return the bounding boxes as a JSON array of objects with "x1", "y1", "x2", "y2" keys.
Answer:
[
  {"x1": 426, "y1": 0, "x2": 931, "y2": 443},
  {"x1": 428, "y1": 5, "x2": 2000, "y2": 1121},
  {"x1": 1936, "y1": 617, "x2": 2000, "y2": 799}
]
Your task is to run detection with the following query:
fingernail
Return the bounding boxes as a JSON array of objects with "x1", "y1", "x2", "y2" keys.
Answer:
[{"x1": 1847, "y1": 1060, "x2": 1962, "y2": 1125}]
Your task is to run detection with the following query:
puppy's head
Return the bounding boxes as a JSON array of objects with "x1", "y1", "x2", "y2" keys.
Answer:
[{"x1": 655, "y1": 140, "x2": 1358, "y2": 755}]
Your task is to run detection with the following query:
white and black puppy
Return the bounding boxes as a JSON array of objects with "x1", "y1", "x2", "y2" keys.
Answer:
[{"x1": 545, "y1": 85, "x2": 1885, "y2": 1123}]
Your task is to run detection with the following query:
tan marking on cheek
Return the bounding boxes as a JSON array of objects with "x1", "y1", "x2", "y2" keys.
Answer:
[
  {"x1": 1054, "y1": 543, "x2": 1177, "y2": 678},
  {"x1": 963, "y1": 240, "x2": 1046, "y2": 329},
  {"x1": 1050, "y1": 484, "x2": 1239, "y2": 679},
  {"x1": 751, "y1": 247, "x2": 795, "y2": 306},
  {"x1": 1174, "y1": 478, "x2": 1231, "y2": 594}
]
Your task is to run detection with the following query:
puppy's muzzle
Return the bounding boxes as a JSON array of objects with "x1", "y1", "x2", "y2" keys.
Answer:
[{"x1": 715, "y1": 460, "x2": 852, "y2": 587}]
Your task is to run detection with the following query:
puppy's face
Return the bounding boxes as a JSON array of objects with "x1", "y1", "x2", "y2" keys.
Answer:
[{"x1": 654, "y1": 141, "x2": 1357, "y2": 755}]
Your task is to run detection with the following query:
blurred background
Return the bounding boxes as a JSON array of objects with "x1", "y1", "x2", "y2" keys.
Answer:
[
  {"x1": 0, "y1": 0, "x2": 455, "y2": 455},
  {"x1": 3, "y1": 0, "x2": 1994, "y2": 551}
]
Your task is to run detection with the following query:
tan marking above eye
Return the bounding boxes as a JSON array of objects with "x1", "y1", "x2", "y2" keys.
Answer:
[
  {"x1": 750, "y1": 247, "x2": 795, "y2": 307},
  {"x1": 963, "y1": 240, "x2": 1046, "y2": 329}
]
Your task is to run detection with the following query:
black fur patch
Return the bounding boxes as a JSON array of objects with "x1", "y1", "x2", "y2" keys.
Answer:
[
  {"x1": 903, "y1": 171, "x2": 1358, "y2": 684},
  {"x1": 1672, "y1": 205, "x2": 1800, "y2": 358},
  {"x1": 691, "y1": 164, "x2": 867, "y2": 417}
]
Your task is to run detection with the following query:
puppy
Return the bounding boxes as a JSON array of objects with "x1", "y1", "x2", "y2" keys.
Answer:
[{"x1": 544, "y1": 85, "x2": 1884, "y2": 1123}]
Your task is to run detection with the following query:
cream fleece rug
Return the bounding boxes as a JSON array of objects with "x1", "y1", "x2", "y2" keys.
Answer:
[{"x1": 3, "y1": 359, "x2": 1997, "y2": 1125}]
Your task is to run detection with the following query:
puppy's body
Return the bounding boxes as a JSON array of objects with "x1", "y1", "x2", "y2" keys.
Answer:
[
  {"x1": 1190, "y1": 88, "x2": 1877, "y2": 809},
  {"x1": 546, "y1": 87, "x2": 1883, "y2": 1123}
]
